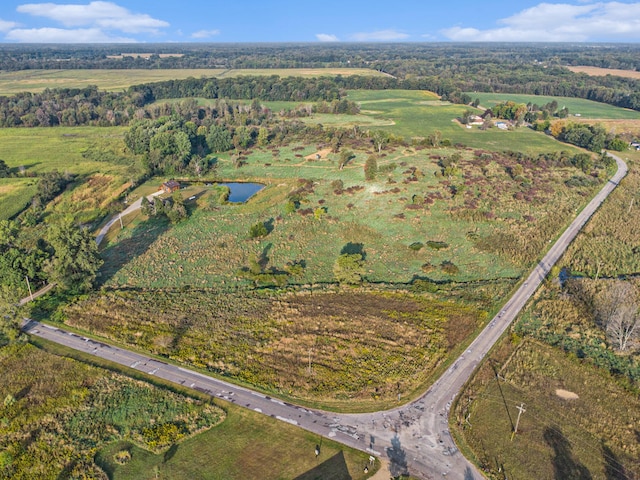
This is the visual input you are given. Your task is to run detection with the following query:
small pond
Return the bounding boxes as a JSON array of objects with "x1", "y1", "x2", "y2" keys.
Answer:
[{"x1": 219, "y1": 182, "x2": 264, "y2": 203}]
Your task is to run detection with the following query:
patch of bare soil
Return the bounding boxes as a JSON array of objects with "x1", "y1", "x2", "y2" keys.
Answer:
[
  {"x1": 305, "y1": 148, "x2": 333, "y2": 160},
  {"x1": 556, "y1": 389, "x2": 579, "y2": 400}
]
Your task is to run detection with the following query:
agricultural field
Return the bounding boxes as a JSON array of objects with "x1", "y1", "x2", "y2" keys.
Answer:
[
  {"x1": 467, "y1": 92, "x2": 640, "y2": 120},
  {"x1": 0, "y1": 68, "x2": 386, "y2": 95},
  {"x1": 454, "y1": 339, "x2": 640, "y2": 480},
  {"x1": 567, "y1": 65, "x2": 640, "y2": 80}
]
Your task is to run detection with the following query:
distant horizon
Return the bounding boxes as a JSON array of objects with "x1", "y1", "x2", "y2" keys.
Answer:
[{"x1": 0, "y1": 1, "x2": 640, "y2": 44}]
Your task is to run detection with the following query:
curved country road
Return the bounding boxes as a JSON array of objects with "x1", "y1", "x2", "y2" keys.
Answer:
[{"x1": 21, "y1": 153, "x2": 627, "y2": 479}]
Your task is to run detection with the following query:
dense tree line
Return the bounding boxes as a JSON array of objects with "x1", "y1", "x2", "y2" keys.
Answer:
[{"x1": 1, "y1": 44, "x2": 639, "y2": 113}]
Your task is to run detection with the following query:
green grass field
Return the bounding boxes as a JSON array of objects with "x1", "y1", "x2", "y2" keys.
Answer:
[
  {"x1": 0, "y1": 126, "x2": 128, "y2": 174},
  {"x1": 97, "y1": 403, "x2": 377, "y2": 480},
  {"x1": 454, "y1": 340, "x2": 640, "y2": 479},
  {"x1": 345, "y1": 90, "x2": 583, "y2": 154},
  {"x1": 467, "y1": 92, "x2": 640, "y2": 120},
  {"x1": 0, "y1": 178, "x2": 38, "y2": 220},
  {"x1": 0, "y1": 68, "x2": 386, "y2": 95}
]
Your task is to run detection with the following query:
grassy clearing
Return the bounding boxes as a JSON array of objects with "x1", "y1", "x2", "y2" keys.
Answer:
[
  {"x1": 453, "y1": 339, "x2": 640, "y2": 479},
  {"x1": 0, "y1": 68, "x2": 386, "y2": 95},
  {"x1": 96, "y1": 403, "x2": 378, "y2": 480},
  {"x1": 567, "y1": 65, "x2": 640, "y2": 80},
  {"x1": 0, "y1": 341, "x2": 223, "y2": 480},
  {"x1": 467, "y1": 92, "x2": 640, "y2": 120},
  {"x1": 0, "y1": 178, "x2": 38, "y2": 220}
]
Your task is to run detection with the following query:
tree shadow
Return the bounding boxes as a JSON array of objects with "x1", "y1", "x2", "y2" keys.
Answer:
[
  {"x1": 97, "y1": 216, "x2": 170, "y2": 286},
  {"x1": 340, "y1": 242, "x2": 366, "y2": 260},
  {"x1": 464, "y1": 466, "x2": 477, "y2": 480},
  {"x1": 259, "y1": 243, "x2": 273, "y2": 270},
  {"x1": 387, "y1": 435, "x2": 409, "y2": 478},
  {"x1": 164, "y1": 443, "x2": 179, "y2": 463},
  {"x1": 294, "y1": 451, "x2": 352, "y2": 480},
  {"x1": 601, "y1": 441, "x2": 629, "y2": 480},
  {"x1": 544, "y1": 427, "x2": 592, "y2": 480}
]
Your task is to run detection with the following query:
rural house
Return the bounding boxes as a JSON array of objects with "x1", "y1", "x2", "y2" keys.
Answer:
[{"x1": 160, "y1": 180, "x2": 181, "y2": 194}]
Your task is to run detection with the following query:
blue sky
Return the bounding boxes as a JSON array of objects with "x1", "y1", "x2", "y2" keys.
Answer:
[{"x1": 1, "y1": 1, "x2": 640, "y2": 43}]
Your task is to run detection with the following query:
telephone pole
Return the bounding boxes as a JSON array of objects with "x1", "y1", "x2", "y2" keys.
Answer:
[
  {"x1": 25, "y1": 276, "x2": 33, "y2": 301},
  {"x1": 511, "y1": 403, "x2": 526, "y2": 441}
]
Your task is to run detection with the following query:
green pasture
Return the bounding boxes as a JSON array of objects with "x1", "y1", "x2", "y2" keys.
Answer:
[
  {"x1": 0, "y1": 126, "x2": 128, "y2": 174},
  {"x1": 344, "y1": 90, "x2": 580, "y2": 154},
  {"x1": 467, "y1": 92, "x2": 640, "y2": 120},
  {"x1": 0, "y1": 178, "x2": 38, "y2": 220},
  {"x1": 0, "y1": 68, "x2": 385, "y2": 95},
  {"x1": 97, "y1": 403, "x2": 377, "y2": 480}
]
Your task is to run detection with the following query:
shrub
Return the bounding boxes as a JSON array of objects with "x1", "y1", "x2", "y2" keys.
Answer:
[
  {"x1": 409, "y1": 242, "x2": 424, "y2": 251},
  {"x1": 249, "y1": 221, "x2": 268, "y2": 238},
  {"x1": 441, "y1": 260, "x2": 459, "y2": 275},
  {"x1": 427, "y1": 240, "x2": 449, "y2": 250}
]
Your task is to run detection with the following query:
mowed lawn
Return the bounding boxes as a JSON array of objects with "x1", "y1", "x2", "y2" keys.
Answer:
[
  {"x1": 467, "y1": 92, "x2": 640, "y2": 120},
  {"x1": 0, "y1": 68, "x2": 386, "y2": 95},
  {"x1": 97, "y1": 403, "x2": 377, "y2": 480}
]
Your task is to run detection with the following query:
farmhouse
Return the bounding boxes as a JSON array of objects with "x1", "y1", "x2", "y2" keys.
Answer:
[{"x1": 160, "y1": 180, "x2": 181, "y2": 194}]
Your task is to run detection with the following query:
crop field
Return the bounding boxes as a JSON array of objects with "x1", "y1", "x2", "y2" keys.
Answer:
[
  {"x1": 0, "y1": 68, "x2": 386, "y2": 95},
  {"x1": 467, "y1": 92, "x2": 640, "y2": 120},
  {"x1": 0, "y1": 178, "x2": 38, "y2": 220},
  {"x1": 567, "y1": 65, "x2": 640, "y2": 80},
  {"x1": 97, "y1": 403, "x2": 377, "y2": 480},
  {"x1": 0, "y1": 342, "x2": 224, "y2": 479},
  {"x1": 454, "y1": 339, "x2": 640, "y2": 479}
]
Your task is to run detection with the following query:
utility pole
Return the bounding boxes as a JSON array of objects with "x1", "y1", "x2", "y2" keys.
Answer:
[
  {"x1": 25, "y1": 276, "x2": 33, "y2": 301},
  {"x1": 119, "y1": 213, "x2": 124, "y2": 229},
  {"x1": 308, "y1": 348, "x2": 312, "y2": 375},
  {"x1": 511, "y1": 403, "x2": 526, "y2": 441}
]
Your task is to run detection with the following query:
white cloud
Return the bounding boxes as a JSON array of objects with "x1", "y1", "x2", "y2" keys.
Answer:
[
  {"x1": 316, "y1": 33, "x2": 339, "y2": 42},
  {"x1": 191, "y1": 29, "x2": 221, "y2": 39},
  {"x1": 6, "y1": 27, "x2": 135, "y2": 43},
  {"x1": 441, "y1": 2, "x2": 640, "y2": 42},
  {"x1": 17, "y1": 1, "x2": 168, "y2": 33},
  {"x1": 0, "y1": 19, "x2": 19, "y2": 32},
  {"x1": 350, "y1": 29, "x2": 409, "y2": 42}
]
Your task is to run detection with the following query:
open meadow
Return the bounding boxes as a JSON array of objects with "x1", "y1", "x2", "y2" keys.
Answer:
[
  {"x1": 0, "y1": 68, "x2": 386, "y2": 95},
  {"x1": 454, "y1": 339, "x2": 640, "y2": 479},
  {"x1": 0, "y1": 127, "x2": 133, "y2": 223},
  {"x1": 567, "y1": 65, "x2": 640, "y2": 80},
  {"x1": 57, "y1": 132, "x2": 608, "y2": 408}
]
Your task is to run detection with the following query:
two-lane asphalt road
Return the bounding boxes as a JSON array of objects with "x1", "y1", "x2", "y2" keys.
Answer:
[{"x1": 22, "y1": 153, "x2": 627, "y2": 479}]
